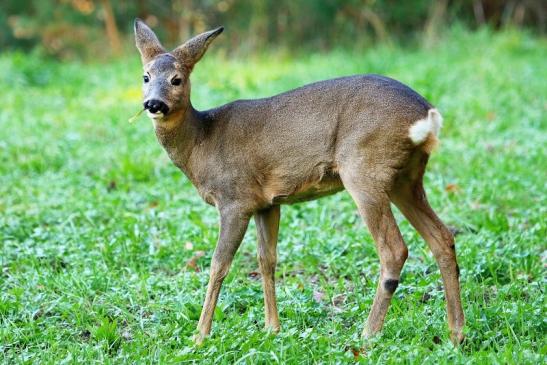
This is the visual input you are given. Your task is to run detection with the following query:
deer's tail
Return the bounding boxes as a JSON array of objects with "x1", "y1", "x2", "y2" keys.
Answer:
[{"x1": 408, "y1": 108, "x2": 443, "y2": 153}]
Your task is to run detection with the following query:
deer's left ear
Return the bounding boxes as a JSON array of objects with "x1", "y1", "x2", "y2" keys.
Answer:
[
  {"x1": 134, "y1": 18, "x2": 165, "y2": 64},
  {"x1": 172, "y1": 27, "x2": 224, "y2": 70}
]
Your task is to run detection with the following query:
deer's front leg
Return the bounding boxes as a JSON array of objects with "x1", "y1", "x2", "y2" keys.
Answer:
[
  {"x1": 195, "y1": 207, "x2": 250, "y2": 344},
  {"x1": 254, "y1": 205, "x2": 281, "y2": 332}
]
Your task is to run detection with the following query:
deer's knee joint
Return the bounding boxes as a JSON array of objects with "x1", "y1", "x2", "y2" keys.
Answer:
[
  {"x1": 432, "y1": 244, "x2": 456, "y2": 261},
  {"x1": 258, "y1": 260, "x2": 276, "y2": 275},
  {"x1": 383, "y1": 279, "x2": 399, "y2": 294}
]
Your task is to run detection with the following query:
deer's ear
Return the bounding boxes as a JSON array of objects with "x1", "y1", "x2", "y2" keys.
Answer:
[
  {"x1": 172, "y1": 27, "x2": 224, "y2": 70},
  {"x1": 134, "y1": 18, "x2": 165, "y2": 64}
]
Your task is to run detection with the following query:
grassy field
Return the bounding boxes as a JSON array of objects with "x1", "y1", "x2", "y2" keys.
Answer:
[{"x1": 1, "y1": 28, "x2": 545, "y2": 364}]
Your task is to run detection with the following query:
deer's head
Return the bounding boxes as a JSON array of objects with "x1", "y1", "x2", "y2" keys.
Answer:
[{"x1": 134, "y1": 19, "x2": 223, "y2": 121}]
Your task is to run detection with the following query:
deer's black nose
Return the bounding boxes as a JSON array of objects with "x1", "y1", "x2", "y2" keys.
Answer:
[{"x1": 144, "y1": 99, "x2": 169, "y2": 114}]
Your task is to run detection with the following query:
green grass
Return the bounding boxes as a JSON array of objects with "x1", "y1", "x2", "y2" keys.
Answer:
[{"x1": 1, "y1": 28, "x2": 546, "y2": 364}]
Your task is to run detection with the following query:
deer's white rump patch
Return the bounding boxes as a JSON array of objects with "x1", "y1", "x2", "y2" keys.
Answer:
[{"x1": 409, "y1": 108, "x2": 443, "y2": 146}]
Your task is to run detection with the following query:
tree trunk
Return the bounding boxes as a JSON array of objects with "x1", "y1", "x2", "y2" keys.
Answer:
[
  {"x1": 424, "y1": 0, "x2": 448, "y2": 47},
  {"x1": 101, "y1": 0, "x2": 121, "y2": 55},
  {"x1": 473, "y1": 0, "x2": 486, "y2": 26}
]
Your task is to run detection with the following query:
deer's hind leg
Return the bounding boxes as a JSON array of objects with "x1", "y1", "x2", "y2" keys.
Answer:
[
  {"x1": 391, "y1": 177, "x2": 465, "y2": 344},
  {"x1": 390, "y1": 152, "x2": 465, "y2": 345},
  {"x1": 339, "y1": 168, "x2": 409, "y2": 339}
]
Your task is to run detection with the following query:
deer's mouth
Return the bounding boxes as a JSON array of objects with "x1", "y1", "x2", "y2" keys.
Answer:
[{"x1": 146, "y1": 110, "x2": 165, "y2": 120}]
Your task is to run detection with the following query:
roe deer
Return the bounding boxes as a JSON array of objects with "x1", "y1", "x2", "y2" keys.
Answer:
[{"x1": 133, "y1": 19, "x2": 465, "y2": 345}]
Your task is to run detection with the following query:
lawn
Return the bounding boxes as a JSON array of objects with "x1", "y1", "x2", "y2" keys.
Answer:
[{"x1": 1, "y1": 28, "x2": 545, "y2": 364}]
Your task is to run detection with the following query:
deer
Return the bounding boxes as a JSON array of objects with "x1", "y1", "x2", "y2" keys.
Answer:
[{"x1": 133, "y1": 19, "x2": 465, "y2": 345}]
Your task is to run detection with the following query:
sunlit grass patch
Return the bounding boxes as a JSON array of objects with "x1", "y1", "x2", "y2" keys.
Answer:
[{"x1": 0, "y1": 28, "x2": 545, "y2": 363}]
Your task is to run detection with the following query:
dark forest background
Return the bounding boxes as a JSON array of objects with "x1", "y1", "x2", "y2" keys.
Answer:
[{"x1": 1, "y1": 0, "x2": 545, "y2": 59}]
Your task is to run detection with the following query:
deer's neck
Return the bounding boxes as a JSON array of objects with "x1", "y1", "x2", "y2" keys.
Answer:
[{"x1": 153, "y1": 104, "x2": 206, "y2": 182}]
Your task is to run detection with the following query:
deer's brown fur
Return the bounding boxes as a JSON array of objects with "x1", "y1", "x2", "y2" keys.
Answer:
[{"x1": 134, "y1": 19, "x2": 465, "y2": 345}]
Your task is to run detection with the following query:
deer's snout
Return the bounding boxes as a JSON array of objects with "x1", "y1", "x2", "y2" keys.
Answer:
[{"x1": 144, "y1": 99, "x2": 169, "y2": 115}]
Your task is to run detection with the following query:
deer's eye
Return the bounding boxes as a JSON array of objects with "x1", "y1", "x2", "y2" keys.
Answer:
[
  {"x1": 143, "y1": 75, "x2": 150, "y2": 83},
  {"x1": 171, "y1": 78, "x2": 182, "y2": 86}
]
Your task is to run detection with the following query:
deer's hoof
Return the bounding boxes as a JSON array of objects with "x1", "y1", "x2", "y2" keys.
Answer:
[
  {"x1": 265, "y1": 324, "x2": 280, "y2": 334},
  {"x1": 192, "y1": 333, "x2": 206, "y2": 345},
  {"x1": 361, "y1": 326, "x2": 380, "y2": 341},
  {"x1": 450, "y1": 330, "x2": 465, "y2": 346}
]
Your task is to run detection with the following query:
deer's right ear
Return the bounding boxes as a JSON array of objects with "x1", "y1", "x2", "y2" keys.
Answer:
[{"x1": 134, "y1": 19, "x2": 165, "y2": 64}]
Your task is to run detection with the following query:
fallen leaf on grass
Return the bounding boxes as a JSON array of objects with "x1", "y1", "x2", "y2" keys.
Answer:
[
  {"x1": 185, "y1": 251, "x2": 205, "y2": 272},
  {"x1": 445, "y1": 183, "x2": 461, "y2": 193},
  {"x1": 248, "y1": 271, "x2": 261, "y2": 280},
  {"x1": 351, "y1": 347, "x2": 362, "y2": 360},
  {"x1": 345, "y1": 345, "x2": 365, "y2": 360}
]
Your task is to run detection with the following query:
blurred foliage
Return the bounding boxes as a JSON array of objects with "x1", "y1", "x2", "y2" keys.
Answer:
[{"x1": 0, "y1": 0, "x2": 545, "y2": 59}]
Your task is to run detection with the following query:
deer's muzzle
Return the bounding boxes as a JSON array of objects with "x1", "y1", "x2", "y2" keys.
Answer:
[{"x1": 144, "y1": 99, "x2": 169, "y2": 115}]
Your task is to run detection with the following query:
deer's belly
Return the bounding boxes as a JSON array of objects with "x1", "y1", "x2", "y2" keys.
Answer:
[{"x1": 271, "y1": 173, "x2": 344, "y2": 205}]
